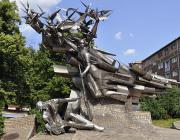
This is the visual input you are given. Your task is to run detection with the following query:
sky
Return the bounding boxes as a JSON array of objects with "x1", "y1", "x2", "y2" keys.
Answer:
[{"x1": 12, "y1": 0, "x2": 180, "y2": 64}]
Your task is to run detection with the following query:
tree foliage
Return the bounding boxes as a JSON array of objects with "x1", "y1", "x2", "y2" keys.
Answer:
[
  {"x1": 0, "y1": 92, "x2": 4, "y2": 136},
  {"x1": 140, "y1": 88, "x2": 180, "y2": 120},
  {"x1": 0, "y1": 0, "x2": 72, "y2": 134},
  {"x1": 0, "y1": 0, "x2": 20, "y2": 34},
  {"x1": 0, "y1": 0, "x2": 23, "y2": 134},
  {"x1": 0, "y1": 0, "x2": 31, "y2": 106},
  {"x1": 27, "y1": 46, "x2": 71, "y2": 108},
  {"x1": 29, "y1": 108, "x2": 45, "y2": 133},
  {"x1": 0, "y1": 0, "x2": 71, "y2": 108}
]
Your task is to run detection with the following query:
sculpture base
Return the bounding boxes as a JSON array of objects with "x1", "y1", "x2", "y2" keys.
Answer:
[{"x1": 81, "y1": 94, "x2": 152, "y2": 129}]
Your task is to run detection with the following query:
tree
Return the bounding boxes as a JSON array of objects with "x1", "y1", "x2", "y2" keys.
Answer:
[
  {"x1": 0, "y1": 0, "x2": 22, "y2": 134},
  {"x1": 27, "y1": 46, "x2": 71, "y2": 108},
  {"x1": 0, "y1": 1, "x2": 72, "y2": 134},
  {"x1": 0, "y1": 0, "x2": 31, "y2": 106},
  {"x1": 0, "y1": 0, "x2": 71, "y2": 108},
  {"x1": 0, "y1": 0, "x2": 20, "y2": 34}
]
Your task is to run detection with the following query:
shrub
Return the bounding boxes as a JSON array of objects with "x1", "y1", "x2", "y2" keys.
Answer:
[
  {"x1": 0, "y1": 91, "x2": 5, "y2": 136},
  {"x1": 140, "y1": 88, "x2": 180, "y2": 120},
  {"x1": 0, "y1": 109, "x2": 4, "y2": 136},
  {"x1": 29, "y1": 108, "x2": 45, "y2": 133},
  {"x1": 140, "y1": 97, "x2": 168, "y2": 119}
]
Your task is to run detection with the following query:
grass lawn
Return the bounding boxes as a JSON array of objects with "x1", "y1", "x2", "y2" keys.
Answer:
[{"x1": 152, "y1": 118, "x2": 180, "y2": 128}]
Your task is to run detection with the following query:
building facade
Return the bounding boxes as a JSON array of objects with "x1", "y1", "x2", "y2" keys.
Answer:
[{"x1": 142, "y1": 37, "x2": 180, "y2": 82}]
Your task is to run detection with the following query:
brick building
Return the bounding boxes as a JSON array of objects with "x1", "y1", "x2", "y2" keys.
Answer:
[{"x1": 142, "y1": 37, "x2": 180, "y2": 82}]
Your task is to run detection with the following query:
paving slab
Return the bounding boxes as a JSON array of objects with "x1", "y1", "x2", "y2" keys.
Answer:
[
  {"x1": 2, "y1": 115, "x2": 35, "y2": 140},
  {"x1": 30, "y1": 126, "x2": 180, "y2": 140}
]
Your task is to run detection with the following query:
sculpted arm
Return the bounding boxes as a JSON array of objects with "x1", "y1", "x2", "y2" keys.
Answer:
[
  {"x1": 80, "y1": 52, "x2": 91, "y2": 77},
  {"x1": 81, "y1": 64, "x2": 91, "y2": 77},
  {"x1": 52, "y1": 98, "x2": 79, "y2": 104}
]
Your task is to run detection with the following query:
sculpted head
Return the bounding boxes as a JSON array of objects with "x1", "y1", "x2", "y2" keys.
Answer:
[{"x1": 36, "y1": 101, "x2": 44, "y2": 111}]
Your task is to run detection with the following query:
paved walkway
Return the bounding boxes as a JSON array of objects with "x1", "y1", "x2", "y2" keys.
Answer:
[
  {"x1": 30, "y1": 126, "x2": 180, "y2": 140},
  {"x1": 2, "y1": 115, "x2": 35, "y2": 140},
  {"x1": 2, "y1": 111, "x2": 28, "y2": 118},
  {"x1": 2, "y1": 114, "x2": 180, "y2": 140}
]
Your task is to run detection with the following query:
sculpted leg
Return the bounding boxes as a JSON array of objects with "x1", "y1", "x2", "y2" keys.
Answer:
[
  {"x1": 69, "y1": 113, "x2": 104, "y2": 132},
  {"x1": 64, "y1": 89, "x2": 81, "y2": 121}
]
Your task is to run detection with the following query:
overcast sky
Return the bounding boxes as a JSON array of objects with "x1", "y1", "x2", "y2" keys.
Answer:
[{"x1": 12, "y1": 0, "x2": 180, "y2": 64}]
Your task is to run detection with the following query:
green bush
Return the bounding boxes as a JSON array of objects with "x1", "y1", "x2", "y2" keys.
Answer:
[
  {"x1": 29, "y1": 109, "x2": 45, "y2": 133},
  {"x1": 140, "y1": 88, "x2": 180, "y2": 120},
  {"x1": 0, "y1": 109, "x2": 4, "y2": 136},
  {"x1": 140, "y1": 97, "x2": 168, "y2": 119},
  {"x1": 0, "y1": 91, "x2": 5, "y2": 136}
]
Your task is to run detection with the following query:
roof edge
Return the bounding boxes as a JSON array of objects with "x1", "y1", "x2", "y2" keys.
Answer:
[{"x1": 142, "y1": 36, "x2": 180, "y2": 62}]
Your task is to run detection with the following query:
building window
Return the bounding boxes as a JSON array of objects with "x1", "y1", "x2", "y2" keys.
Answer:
[
  {"x1": 153, "y1": 62, "x2": 156, "y2": 66},
  {"x1": 171, "y1": 44, "x2": 177, "y2": 50},
  {"x1": 158, "y1": 52, "x2": 162, "y2": 58},
  {"x1": 172, "y1": 70, "x2": 178, "y2": 77},
  {"x1": 149, "y1": 60, "x2": 152, "y2": 65},
  {"x1": 164, "y1": 48, "x2": 169, "y2": 56},
  {"x1": 171, "y1": 57, "x2": 177, "y2": 63},
  {"x1": 158, "y1": 62, "x2": 163, "y2": 69},
  {"x1": 165, "y1": 60, "x2": 170, "y2": 72}
]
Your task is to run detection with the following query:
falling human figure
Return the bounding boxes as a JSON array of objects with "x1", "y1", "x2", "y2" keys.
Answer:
[{"x1": 36, "y1": 93, "x2": 104, "y2": 135}]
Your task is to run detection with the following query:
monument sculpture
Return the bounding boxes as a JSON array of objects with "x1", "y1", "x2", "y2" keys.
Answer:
[{"x1": 22, "y1": 1, "x2": 179, "y2": 135}]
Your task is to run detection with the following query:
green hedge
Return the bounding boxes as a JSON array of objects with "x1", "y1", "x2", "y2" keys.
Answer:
[
  {"x1": 0, "y1": 109, "x2": 4, "y2": 136},
  {"x1": 140, "y1": 88, "x2": 180, "y2": 120},
  {"x1": 29, "y1": 109, "x2": 45, "y2": 133},
  {"x1": 0, "y1": 94, "x2": 4, "y2": 136}
]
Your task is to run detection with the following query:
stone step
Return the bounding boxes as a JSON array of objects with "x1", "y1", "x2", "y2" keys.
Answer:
[{"x1": 172, "y1": 121, "x2": 180, "y2": 130}]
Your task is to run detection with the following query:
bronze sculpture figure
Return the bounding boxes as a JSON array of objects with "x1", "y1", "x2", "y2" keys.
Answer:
[{"x1": 23, "y1": 1, "x2": 179, "y2": 135}]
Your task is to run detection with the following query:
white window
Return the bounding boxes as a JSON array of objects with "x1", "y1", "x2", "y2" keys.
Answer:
[
  {"x1": 171, "y1": 44, "x2": 177, "y2": 50},
  {"x1": 149, "y1": 61, "x2": 152, "y2": 65},
  {"x1": 158, "y1": 62, "x2": 163, "y2": 69},
  {"x1": 172, "y1": 71, "x2": 178, "y2": 77},
  {"x1": 165, "y1": 61, "x2": 170, "y2": 72},
  {"x1": 153, "y1": 62, "x2": 156, "y2": 66},
  {"x1": 165, "y1": 62, "x2": 168, "y2": 69},
  {"x1": 172, "y1": 57, "x2": 177, "y2": 63}
]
